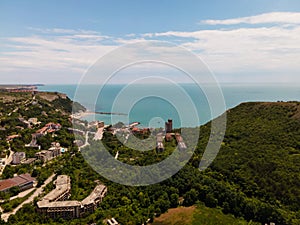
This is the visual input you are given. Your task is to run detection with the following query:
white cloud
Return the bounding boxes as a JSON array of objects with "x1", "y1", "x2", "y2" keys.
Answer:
[
  {"x1": 200, "y1": 12, "x2": 300, "y2": 25},
  {"x1": 142, "y1": 21, "x2": 300, "y2": 78},
  {"x1": 27, "y1": 27, "x2": 104, "y2": 35},
  {"x1": 0, "y1": 30, "x2": 116, "y2": 78},
  {"x1": 1, "y1": 12, "x2": 300, "y2": 84}
]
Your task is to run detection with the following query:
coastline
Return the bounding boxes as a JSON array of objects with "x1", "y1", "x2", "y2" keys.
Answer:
[
  {"x1": 71, "y1": 111, "x2": 128, "y2": 120},
  {"x1": 39, "y1": 84, "x2": 300, "y2": 128}
]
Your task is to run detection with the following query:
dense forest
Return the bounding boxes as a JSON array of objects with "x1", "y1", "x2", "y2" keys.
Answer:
[{"x1": 0, "y1": 92, "x2": 299, "y2": 224}]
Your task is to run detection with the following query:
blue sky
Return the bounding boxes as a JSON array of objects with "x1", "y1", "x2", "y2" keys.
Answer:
[{"x1": 1, "y1": 0, "x2": 300, "y2": 84}]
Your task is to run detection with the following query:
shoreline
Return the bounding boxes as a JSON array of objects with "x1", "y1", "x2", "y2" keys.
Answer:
[{"x1": 71, "y1": 111, "x2": 127, "y2": 120}]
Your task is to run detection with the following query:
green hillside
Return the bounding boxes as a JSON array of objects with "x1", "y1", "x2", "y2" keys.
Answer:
[
  {"x1": 191, "y1": 101, "x2": 300, "y2": 224},
  {"x1": 152, "y1": 204, "x2": 259, "y2": 225},
  {"x1": 211, "y1": 102, "x2": 300, "y2": 209},
  {"x1": 1, "y1": 100, "x2": 299, "y2": 225}
]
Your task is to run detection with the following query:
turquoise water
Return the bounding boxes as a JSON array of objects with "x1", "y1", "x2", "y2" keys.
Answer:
[{"x1": 38, "y1": 83, "x2": 300, "y2": 128}]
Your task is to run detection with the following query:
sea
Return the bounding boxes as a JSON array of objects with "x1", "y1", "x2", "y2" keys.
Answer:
[{"x1": 38, "y1": 83, "x2": 300, "y2": 128}]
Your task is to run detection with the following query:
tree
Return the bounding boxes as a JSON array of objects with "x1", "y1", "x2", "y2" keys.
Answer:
[{"x1": 183, "y1": 189, "x2": 198, "y2": 206}]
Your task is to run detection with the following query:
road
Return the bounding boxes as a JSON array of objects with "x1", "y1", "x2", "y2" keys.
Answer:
[
  {"x1": 5, "y1": 147, "x2": 13, "y2": 166},
  {"x1": 0, "y1": 144, "x2": 14, "y2": 176},
  {"x1": 93, "y1": 127, "x2": 104, "y2": 140},
  {"x1": 115, "y1": 151, "x2": 119, "y2": 159},
  {"x1": 79, "y1": 131, "x2": 90, "y2": 151},
  {"x1": 9, "y1": 187, "x2": 35, "y2": 201},
  {"x1": 1, "y1": 173, "x2": 56, "y2": 222}
]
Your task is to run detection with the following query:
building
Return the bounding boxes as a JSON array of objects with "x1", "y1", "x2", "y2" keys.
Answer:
[
  {"x1": 165, "y1": 133, "x2": 172, "y2": 142},
  {"x1": 0, "y1": 173, "x2": 35, "y2": 192},
  {"x1": 25, "y1": 133, "x2": 40, "y2": 148},
  {"x1": 37, "y1": 200, "x2": 82, "y2": 219},
  {"x1": 156, "y1": 134, "x2": 164, "y2": 152},
  {"x1": 81, "y1": 184, "x2": 108, "y2": 215},
  {"x1": 37, "y1": 175, "x2": 107, "y2": 219},
  {"x1": 88, "y1": 121, "x2": 98, "y2": 128},
  {"x1": 48, "y1": 142, "x2": 62, "y2": 157},
  {"x1": 2, "y1": 85, "x2": 37, "y2": 93},
  {"x1": 43, "y1": 175, "x2": 71, "y2": 202},
  {"x1": 129, "y1": 122, "x2": 140, "y2": 128},
  {"x1": 6, "y1": 134, "x2": 20, "y2": 141},
  {"x1": 35, "y1": 150, "x2": 53, "y2": 163},
  {"x1": 165, "y1": 119, "x2": 173, "y2": 133},
  {"x1": 21, "y1": 158, "x2": 36, "y2": 165},
  {"x1": 35, "y1": 143, "x2": 62, "y2": 163},
  {"x1": 131, "y1": 127, "x2": 139, "y2": 133},
  {"x1": 36, "y1": 122, "x2": 61, "y2": 136},
  {"x1": 12, "y1": 152, "x2": 26, "y2": 165},
  {"x1": 107, "y1": 218, "x2": 119, "y2": 225},
  {"x1": 131, "y1": 127, "x2": 150, "y2": 135},
  {"x1": 28, "y1": 118, "x2": 39, "y2": 125},
  {"x1": 98, "y1": 121, "x2": 104, "y2": 128},
  {"x1": 175, "y1": 133, "x2": 187, "y2": 150}
]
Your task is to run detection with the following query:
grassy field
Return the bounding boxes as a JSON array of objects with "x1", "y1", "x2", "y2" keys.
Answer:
[
  {"x1": 152, "y1": 206, "x2": 196, "y2": 225},
  {"x1": 152, "y1": 204, "x2": 259, "y2": 225}
]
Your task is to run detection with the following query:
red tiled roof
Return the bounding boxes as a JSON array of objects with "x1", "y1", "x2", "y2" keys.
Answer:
[
  {"x1": 0, "y1": 180, "x2": 15, "y2": 192},
  {"x1": 37, "y1": 127, "x2": 47, "y2": 133},
  {"x1": 132, "y1": 127, "x2": 139, "y2": 131},
  {"x1": 18, "y1": 173, "x2": 35, "y2": 183},
  {"x1": 0, "y1": 173, "x2": 35, "y2": 192}
]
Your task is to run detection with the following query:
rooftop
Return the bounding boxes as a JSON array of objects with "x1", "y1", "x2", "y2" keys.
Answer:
[
  {"x1": 43, "y1": 175, "x2": 70, "y2": 202},
  {"x1": 37, "y1": 200, "x2": 81, "y2": 208},
  {"x1": 0, "y1": 173, "x2": 35, "y2": 192},
  {"x1": 81, "y1": 185, "x2": 107, "y2": 205}
]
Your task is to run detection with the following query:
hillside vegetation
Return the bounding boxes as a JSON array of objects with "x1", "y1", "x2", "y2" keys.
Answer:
[
  {"x1": 191, "y1": 101, "x2": 300, "y2": 224},
  {"x1": 1, "y1": 98, "x2": 299, "y2": 225},
  {"x1": 152, "y1": 204, "x2": 259, "y2": 225}
]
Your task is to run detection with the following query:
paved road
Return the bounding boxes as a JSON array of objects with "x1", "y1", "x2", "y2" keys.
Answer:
[
  {"x1": 1, "y1": 173, "x2": 56, "y2": 222},
  {"x1": 9, "y1": 187, "x2": 35, "y2": 201},
  {"x1": 79, "y1": 131, "x2": 90, "y2": 151},
  {"x1": 0, "y1": 145, "x2": 14, "y2": 176},
  {"x1": 5, "y1": 148, "x2": 13, "y2": 166},
  {"x1": 93, "y1": 127, "x2": 104, "y2": 140}
]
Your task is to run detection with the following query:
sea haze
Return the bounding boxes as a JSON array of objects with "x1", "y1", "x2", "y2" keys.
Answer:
[{"x1": 38, "y1": 83, "x2": 300, "y2": 128}]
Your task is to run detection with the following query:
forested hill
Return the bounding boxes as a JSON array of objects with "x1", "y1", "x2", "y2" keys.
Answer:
[
  {"x1": 0, "y1": 91, "x2": 85, "y2": 116},
  {"x1": 1, "y1": 97, "x2": 299, "y2": 225},
  {"x1": 190, "y1": 101, "x2": 300, "y2": 224}
]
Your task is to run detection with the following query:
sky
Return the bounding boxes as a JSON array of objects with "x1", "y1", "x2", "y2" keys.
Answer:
[{"x1": 1, "y1": 0, "x2": 300, "y2": 84}]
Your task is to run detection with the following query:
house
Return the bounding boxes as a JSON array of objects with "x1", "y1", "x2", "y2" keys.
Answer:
[
  {"x1": 6, "y1": 134, "x2": 20, "y2": 141},
  {"x1": 28, "y1": 118, "x2": 39, "y2": 125},
  {"x1": 36, "y1": 123, "x2": 61, "y2": 135},
  {"x1": 131, "y1": 127, "x2": 150, "y2": 135}
]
